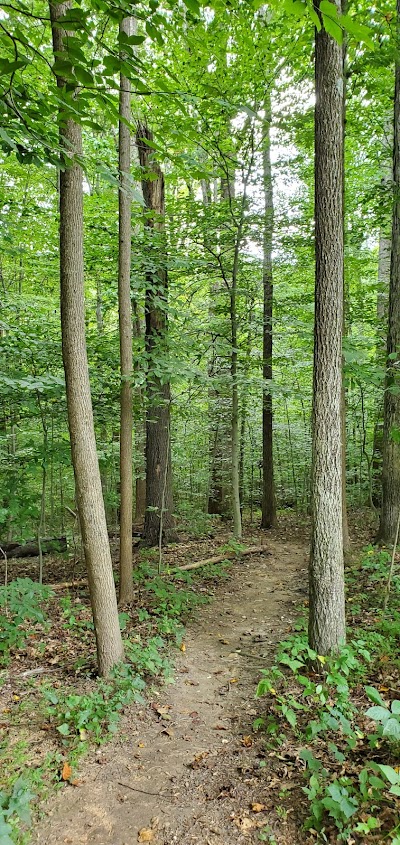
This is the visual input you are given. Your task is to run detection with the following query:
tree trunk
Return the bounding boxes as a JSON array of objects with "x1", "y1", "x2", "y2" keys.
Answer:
[
  {"x1": 118, "y1": 17, "x2": 134, "y2": 603},
  {"x1": 309, "y1": 0, "x2": 346, "y2": 655},
  {"x1": 372, "y1": 231, "x2": 391, "y2": 506},
  {"x1": 379, "y1": 5, "x2": 400, "y2": 543},
  {"x1": 261, "y1": 97, "x2": 277, "y2": 530},
  {"x1": 136, "y1": 123, "x2": 177, "y2": 547},
  {"x1": 49, "y1": 1, "x2": 124, "y2": 675},
  {"x1": 341, "y1": 5, "x2": 350, "y2": 554}
]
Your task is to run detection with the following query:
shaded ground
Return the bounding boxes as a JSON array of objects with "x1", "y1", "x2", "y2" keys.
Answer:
[{"x1": 34, "y1": 531, "x2": 309, "y2": 845}]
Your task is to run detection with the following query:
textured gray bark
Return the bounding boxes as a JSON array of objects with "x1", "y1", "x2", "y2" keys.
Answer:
[
  {"x1": 50, "y1": 1, "x2": 124, "y2": 674},
  {"x1": 136, "y1": 124, "x2": 177, "y2": 547},
  {"x1": 309, "y1": 0, "x2": 346, "y2": 655},
  {"x1": 118, "y1": 16, "x2": 134, "y2": 603},
  {"x1": 261, "y1": 97, "x2": 277, "y2": 530},
  {"x1": 379, "y1": 5, "x2": 400, "y2": 543}
]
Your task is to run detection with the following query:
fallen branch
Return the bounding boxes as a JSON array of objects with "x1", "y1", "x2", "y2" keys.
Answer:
[
  {"x1": 49, "y1": 578, "x2": 88, "y2": 592},
  {"x1": 0, "y1": 537, "x2": 67, "y2": 559},
  {"x1": 174, "y1": 544, "x2": 270, "y2": 572}
]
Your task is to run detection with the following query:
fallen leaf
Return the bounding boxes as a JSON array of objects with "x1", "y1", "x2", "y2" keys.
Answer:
[
  {"x1": 61, "y1": 762, "x2": 72, "y2": 782},
  {"x1": 138, "y1": 829, "x2": 154, "y2": 843},
  {"x1": 161, "y1": 727, "x2": 175, "y2": 738},
  {"x1": 241, "y1": 735, "x2": 253, "y2": 747},
  {"x1": 138, "y1": 742, "x2": 146, "y2": 748},
  {"x1": 235, "y1": 816, "x2": 256, "y2": 833},
  {"x1": 229, "y1": 678, "x2": 238, "y2": 683},
  {"x1": 180, "y1": 643, "x2": 186, "y2": 652},
  {"x1": 251, "y1": 803, "x2": 265, "y2": 813}
]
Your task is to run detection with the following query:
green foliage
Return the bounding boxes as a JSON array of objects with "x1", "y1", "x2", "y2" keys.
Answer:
[
  {"x1": 365, "y1": 689, "x2": 400, "y2": 743},
  {"x1": 0, "y1": 778, "x2": 34, "y2": 845},
  {"x1": 43, "y1": 667, "x2": 146, "y2": 746},
  {"x1": 255, "y1": 542, "x2": 400, "y2": 840},
  {"x1": 0, "y1": 579, "x2": 53, "y2": 664}
]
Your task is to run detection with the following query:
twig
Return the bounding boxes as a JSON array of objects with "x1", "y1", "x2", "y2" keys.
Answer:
[
  {"x1": 384, "y1": 508, "x2": 400, "y2": 611},
  {"x1": 117, "y1": 781, "x2": 169, "y2": 797}
]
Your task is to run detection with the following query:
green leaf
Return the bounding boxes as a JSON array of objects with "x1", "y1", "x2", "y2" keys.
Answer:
[
  {"x1": 0, "y1": 58, "x2": 29, "y2": 76},
  {"x1": 375, "y1": 764, "x2": 400, "y2": 785},
  {"x1": 74, "y1": 65, "x2": 94, "y2": 87},
  {"x1": 56, "y1": 723, "x2": 70, "y2": 736},
  {"x1": 0, "y1": 128, "x2": 17, "y2": 150},
  {"x1": 341, "y1": 13, "x2": 374, "y2": 48},
  {"x1": 365, "y1": 686, "x2": 385, "y2": 707},
  {"x1": 182, "y1": 0, "x2": 201, "y2": 13},
  {"x1": 366, "y1": 705, "x2": 390, "y2": 723},
  {"x1": 146, "y1": 21, "x2": 163, "y2": 45},
  {"x1": 391, "y1": 700, "x2": 400, "y2": 715},
  {"x1": 382, "y1": 718, "x2": 400, "y2": 740}
]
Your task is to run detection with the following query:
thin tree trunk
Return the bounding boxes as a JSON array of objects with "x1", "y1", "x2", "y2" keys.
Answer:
[
  {"x1": 230, "y1": 285, "x2": 241, "y2": 538},
  {"x1": 133, "y1": 302, "x2": 146, "y2": 522},
  {"x1": 261, "y1": 96, "x2": 277, "y2": 529},
  {"x1": 49, "y1": 1, "x2": 124, "y2": 675},
  {"x1": 136, "y1": 123, "x2": 177, "y2": 547},
  {"x1": 118, "y1": 16, "x2": 134, "y2": 603},
  {"x1": 309, "y1": 0, "x2": 346, "y2": 655},
  {"x1": 379, "y1": 4, "x2": 400, "y2": 543}
]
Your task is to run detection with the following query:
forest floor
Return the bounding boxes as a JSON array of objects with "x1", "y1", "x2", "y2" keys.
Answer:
[
  {"x1": 2, "y1": 512, "x2": 382, "y2": 845},
  {"x1": 31, "y1": 518, "x2": 311, "y2": 845}
]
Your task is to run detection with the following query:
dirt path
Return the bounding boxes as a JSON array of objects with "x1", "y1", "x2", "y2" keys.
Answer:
[{"x1": 35, "y1": 535, "x2": 308, "y2": 845}]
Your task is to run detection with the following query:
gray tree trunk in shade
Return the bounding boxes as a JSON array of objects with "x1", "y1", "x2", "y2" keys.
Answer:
[
  {"x1": 379, "y1": 3, "x2": 400, "y2": 544},
  {"x1": 49, "y1": 2, "x2": 124, "y2": 674},
  {"x1": 261, "y1": 95, "x2": 277, "y2": 530},
  {"x1": 309, "y1": 0, "x2": 346, "y2": 655},
  {"x1": 341, "y1": 4, "x2": 350, "y2": 554},
  {"x1": 207, "y1": 175, "x2": 232, "y2": 521},
  {"x1": 136, "y1": 124, "x2": 177, "y2": 547},
  {"x1": 372, "y1": 119, "x2": 392, "y2": 506},
  {"x1": 118, "y1": 16, "x2": 134, "y2": 603}
]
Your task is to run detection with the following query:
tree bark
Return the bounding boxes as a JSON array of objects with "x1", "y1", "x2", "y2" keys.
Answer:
[
  {"x1": 341, "y1": 8, "x2": 350, "y2": 555},
  {"x1": 118, "y1": 16, "x2": 134, "y2": 603},
  {"x1": 379, "y1": 4, "x2": 400, "y2": 543},
  {"x1": 49, "y1": 1, "x2": 124, "y2": 675},
  {"x1": 309, "y1": 0, "x2": 346, "y2": 655},
  {"x1": 136, "y1": 123, "x2": 177, "y2": 547},
  {"x1": 261, "y1": 96, "x2": 277, "y2": 530}
]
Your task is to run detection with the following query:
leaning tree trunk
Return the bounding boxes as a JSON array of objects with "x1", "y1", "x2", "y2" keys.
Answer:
[
  {"x1": 136, "y1": 124, "x2": 177, "y2": 547},
  {"x1": 49, "y1": 1, "x2": 124, "y2": 675},
  {"x1": 118, "y1": 16, "x2": 134, "y2": 603},
  {"x1": 309, "y1": 0, "x2": 346, "y2": 655},
  {"x1": 261, "y1": 96, "x2": 277, "y2": 530},
  {"x1": 379, "y1": 4, "x2": 400, "y2": 544}
]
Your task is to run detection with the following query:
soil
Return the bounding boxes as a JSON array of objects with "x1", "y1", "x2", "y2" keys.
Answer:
[{"x1": 34, "y1": 528, "x2": 311, "y2": 845}]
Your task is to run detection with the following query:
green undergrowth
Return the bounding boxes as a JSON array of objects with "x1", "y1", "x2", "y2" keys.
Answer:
[
  {"x1": 0, "y1": 551, "x2": 233, "y2": 844},
  {"x1": 255, "y1": 545, "x2": 400, "y2": 844}
]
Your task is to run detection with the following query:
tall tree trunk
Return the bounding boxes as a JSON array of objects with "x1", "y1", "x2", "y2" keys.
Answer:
[
  {"x1": 341, "y1": 2, "x2": 350, "y2": 553},
  {"x1": 136, "y1": 124, "x2": 177, "y2": 547},
  {"x1": 133, "y1": 303, "x2": 147, "y2": 522},
  {"x1": 49, "y1": 1, "x2": 124, "y2": 675},
  {"x1": 118, "y1": 16, "x2": 134, "y2": 603},
  {"x1": 207, "y1": 179, "x2": 232, "y2": 520},
  {"x1": 261, "y1": 98, "x2": 277, "y2": 529},
  {"x1": 230, "y1": 284, "x2": 241, "y2": 538},
  {"x1": 309, "y1": 0, "x2": 346, "y2": 655},
  {"x1": 379, "y1": 5, "x2": 400, "y2": 543}
]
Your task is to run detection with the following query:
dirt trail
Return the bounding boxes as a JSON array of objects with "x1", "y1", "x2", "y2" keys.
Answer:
[{"x1": 35, "y1": 535, "x2": 308, "y2": 845}]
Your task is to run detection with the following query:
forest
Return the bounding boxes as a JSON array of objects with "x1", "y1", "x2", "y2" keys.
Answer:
[{"x1": 1, "y1": 0, "x2": 400, "y2": 843}]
